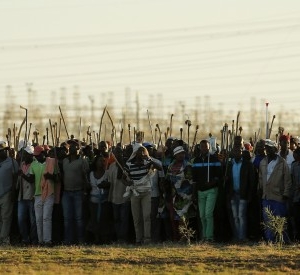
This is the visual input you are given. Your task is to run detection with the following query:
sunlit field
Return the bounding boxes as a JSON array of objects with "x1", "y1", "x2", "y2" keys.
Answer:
[{"x1": 0, "y1": 242, "x2": 300, "y2": 274}]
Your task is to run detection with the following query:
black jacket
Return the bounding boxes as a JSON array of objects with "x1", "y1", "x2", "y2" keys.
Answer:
[
  {"x1": 226, "y1": 158, "x2": 255, "y2": 202},
  {"x1": 192, "y1": 153, "x2": 222, "y2": 192}
]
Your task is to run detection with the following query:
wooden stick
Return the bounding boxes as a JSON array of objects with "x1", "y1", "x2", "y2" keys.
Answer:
[
  {"x1": 98, "y1": 105, "x2": 107, "y2": 143},
  {"x1": 59, "y1": 105, "x2": 69, "y2": 139}
]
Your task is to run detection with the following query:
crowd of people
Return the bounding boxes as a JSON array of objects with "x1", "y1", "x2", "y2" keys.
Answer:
[{"x1": 0, "y1": 128, "x2": 300, "y2": 247}]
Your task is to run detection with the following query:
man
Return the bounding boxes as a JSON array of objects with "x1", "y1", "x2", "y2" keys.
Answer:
[
  {"x1": 97, "y1": 141, "x2": 115, "y2": 170},
  {"x1": 163, "y1": 145, "x2": 193, "y2": 241},
  {"x1": 259, "y1": 139, "x2": 292, "y2": 242},
  {"x1": 0, "y1": 141, "x2": 19, "y2": 245},
  {"x1": 192, "y1": 140, "x2": 222, "y2": 242},
  {"x1": 17, "y1": 144, "x2": 38, "y2": 245},
  {"x1": 291, "y1": 147, "x2": 300, "y2": 240},
  {"x1": 227, "y1": 146, "x2": 254, "y2": 242},
  {"x1": 144, "y1": 142, "x2": 165, "y2": 243},
  {"x1": 124, "y1": 145, "x2": 162, "y2": 245},
  {"x1": 62, "y1": 140, "x2": 89, "y2": 245},
  {"x1": 107, "y1": 146, "x2": 131, "y2": 243},
  {"x1": 249, "y1": 139, "x2": 266, "y2": 241},
  {"x1": 278, "y1": 135, "x2": 294, "y2": 170},
  {"x1": 25, "y1": 145, "x2": 57, "y2": 246}
]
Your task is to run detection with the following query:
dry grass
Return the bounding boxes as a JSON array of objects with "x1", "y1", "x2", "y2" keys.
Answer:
[{"x1": 0, "y1": 242, "x2": 300, "y2": 274}]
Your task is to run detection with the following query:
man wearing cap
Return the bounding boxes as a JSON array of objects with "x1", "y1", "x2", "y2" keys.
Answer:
[
  {"x1": 23, "y1": 145, "x2": 57, "y2": 246},
  {"x1": 17, "y1": 143, "x2": 38, "y2": 245},
  {"x1": 259, "y1": 139, "x2": 292, "y2": 242},
  {"x1": 0, "y1": 141, "x2": 19, "y2": 245}
]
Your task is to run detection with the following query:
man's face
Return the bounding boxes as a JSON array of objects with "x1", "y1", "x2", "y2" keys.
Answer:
[
  {"x1": 24, "y1": 152, "x2": 33, "y2": 163},
  {"x1": 280, "y1": 140, "x2": 289, "y2": 150},
  {"x1": 99, "y1": 142, "x2": 108, "y2": 152},
  {"x1": 232, "y1": 147, "x2": 242, "y2": 161},
  {"x1": 200, "y1": 142, "x2": 209, "y2": 155},
  {"x1": 138, "y1": 147, "x2": 148, "y2": 159},
  {"x1": 265, "y1": 146, "x2": 277, "y2": 157},
  {"x1": 174, "y1": 151, "x2": 185, "y2": 161},
  {"x1": 69, "y1": 144, "x2": 79, "y2": 155},
  {"x1": 35, "y1": 152, "x2": 45, "y2": 162},
  {"x1": 255, "y1": 141, "x2": 265, "y2": 156}
]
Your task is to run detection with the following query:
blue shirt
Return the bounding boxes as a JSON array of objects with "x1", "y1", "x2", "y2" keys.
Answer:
[{"x1": 232, "y1": 159, "x2": 242, "y2": 192}]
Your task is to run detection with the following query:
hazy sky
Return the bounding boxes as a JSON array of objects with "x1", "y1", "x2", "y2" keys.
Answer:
[{"x1": 1, "y1": 0, "x2": 300, "y2": 116}]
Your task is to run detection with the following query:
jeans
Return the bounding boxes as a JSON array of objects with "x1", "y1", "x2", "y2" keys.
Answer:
[
  {"x1": 230, "y1": 193, "x2": 248, "y2": 240},
  {"x1": 18, "y1": 199, "x2": 38, "y2": 244},
  {"x1": 62, "y1": 190, "x2": 84, "y2": 244},
  {"x1": 112, "y1": 202, "x2": 130, "y2": 242},
  {"x1": 34, "y1": 194, "x2": 54, "y2": 244},
  {"x1": 198, "y1": 187, "x2": 218, "y2": 241}
]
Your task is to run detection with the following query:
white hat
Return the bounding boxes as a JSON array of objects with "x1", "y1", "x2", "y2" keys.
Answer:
[
  {"x1": 18, "y1": 140, "x2": 32, "y2": 152},
  {"x1": 24, "y1": 145, "x2": 34, "y2": 154},
  {"x1": 265, "y1": 139, "x2": 277, "y2": 148},
  {"x1": 127, "y1": 143, "x2": 144, "y2": 162},
  {"x1": 173, "y1": 146, "x2": 185, "y2": 156}
]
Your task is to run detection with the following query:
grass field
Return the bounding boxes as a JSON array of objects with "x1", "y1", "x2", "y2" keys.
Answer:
[{"x1": 0, "y1": 242, "x2": 299, "y2": 274}]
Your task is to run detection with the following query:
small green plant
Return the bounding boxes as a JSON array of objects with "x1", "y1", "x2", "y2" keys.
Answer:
[
  {"x1": 179, "y1": 215, "x2": 195, "y2": 246},
  {"x1": 262, "y1": 206, "x2": 287, "y2": 248}
]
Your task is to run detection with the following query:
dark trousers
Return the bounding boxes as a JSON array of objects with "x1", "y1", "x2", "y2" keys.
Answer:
[
  {"x1": 112, "y1": 202, "x2": 130, "y2": 242},
  {"x1": 151, "y1": 197, "x2": 161, "y2": 243}
]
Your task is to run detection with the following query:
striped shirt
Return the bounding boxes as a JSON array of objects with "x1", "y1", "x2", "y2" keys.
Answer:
[{"x1": 125, "y1": 159, "x2": 152, "y2": 181}]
